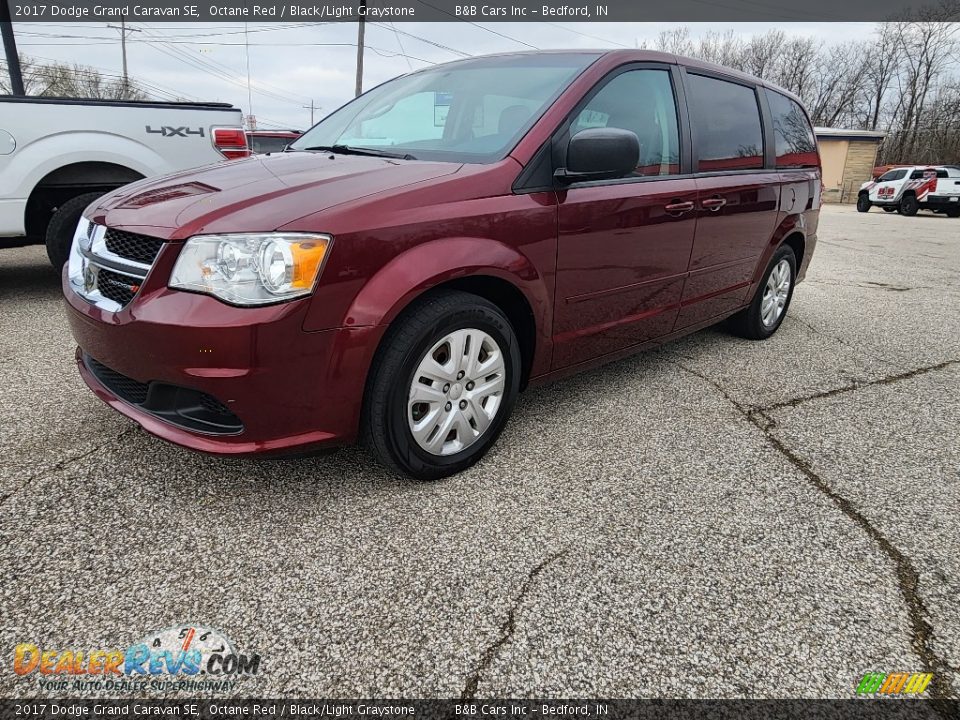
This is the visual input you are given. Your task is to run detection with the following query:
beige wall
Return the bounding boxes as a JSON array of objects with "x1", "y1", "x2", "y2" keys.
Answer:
[
  {"x1": 819, "y1": 139, "x2": 849, "y2": 203},
  {"x1": 817, "y1": 136, "x2": 881, "y2": 204}
]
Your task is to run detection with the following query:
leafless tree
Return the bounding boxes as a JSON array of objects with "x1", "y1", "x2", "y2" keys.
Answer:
[{"x1": 1, "y1": 55, "x2": 148, "y2": 100}]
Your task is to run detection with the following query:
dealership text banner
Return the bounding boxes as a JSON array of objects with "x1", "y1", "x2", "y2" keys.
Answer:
[{"x1": 6, "y1": 0, "x2": 957, "y2": 22}]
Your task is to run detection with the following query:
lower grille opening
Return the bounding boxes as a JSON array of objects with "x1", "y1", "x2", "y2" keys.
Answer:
[{"x1": 84, "y1": 354, "x2": 243, "y2": 435}]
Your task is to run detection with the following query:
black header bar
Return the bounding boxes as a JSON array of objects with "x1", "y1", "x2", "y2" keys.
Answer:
[
  {"x1": 6, "y1": 0, "x2": 960, "y2": 22},
  {"x1": 0, "y1": 700, "x2": 956, "y2": 720}
]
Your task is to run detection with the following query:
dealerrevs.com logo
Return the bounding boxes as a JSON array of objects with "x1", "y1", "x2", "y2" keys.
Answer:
[{"x1": 14, "y1": 625, "x2": 261, "y2": 693}]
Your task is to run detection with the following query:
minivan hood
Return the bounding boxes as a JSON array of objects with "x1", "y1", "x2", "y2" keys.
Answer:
[{"x1": 91, "y1": 152, "x2": 463, "y2": 239}]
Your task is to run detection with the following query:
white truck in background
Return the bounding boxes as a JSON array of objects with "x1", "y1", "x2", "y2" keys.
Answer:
[
  {"x1": 0, "y1": 95, "x2": 248, "y2": 268},
  {"x1": 857, "y1": 165, "x2": 960, "y2": 217}
]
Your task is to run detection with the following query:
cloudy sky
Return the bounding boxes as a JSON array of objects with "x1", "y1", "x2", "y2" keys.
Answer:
[{"x1": 10, "y1": 21, "x2": 877, "y2": 129}]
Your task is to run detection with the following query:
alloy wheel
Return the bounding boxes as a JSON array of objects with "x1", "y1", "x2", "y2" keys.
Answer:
[{"x1": 761, "y1": 258, "x2": 792, "y2": 328}]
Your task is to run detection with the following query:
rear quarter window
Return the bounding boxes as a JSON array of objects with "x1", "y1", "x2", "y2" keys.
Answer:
[
  {"x1": 686, "y1": 73, "x2": 764, "y2": 172},
  {"x1": 767, "y1": 90, "x2": 818, "y2": 168}
]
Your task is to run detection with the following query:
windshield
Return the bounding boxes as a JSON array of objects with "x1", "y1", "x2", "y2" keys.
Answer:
[{"x1": 290, "y1": 53, "x2": 599, "y2": 163}]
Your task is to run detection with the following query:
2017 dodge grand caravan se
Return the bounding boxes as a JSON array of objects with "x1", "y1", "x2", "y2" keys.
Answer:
[{"x1": 64, "y1": 50, "x2": 821, "y2": 480}]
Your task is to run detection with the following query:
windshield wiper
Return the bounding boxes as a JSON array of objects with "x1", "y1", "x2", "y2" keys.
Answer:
[{"x1": 299, "y1": 144, "x2": 416, "y2": 160}]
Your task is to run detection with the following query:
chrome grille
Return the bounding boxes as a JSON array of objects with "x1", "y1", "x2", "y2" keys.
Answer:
[{"x1": 67, "y1": 219, "x2": 162, "y2": 311}]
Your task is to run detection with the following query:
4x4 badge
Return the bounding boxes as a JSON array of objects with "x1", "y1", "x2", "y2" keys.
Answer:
[{"x1": 145, "y1": 126, "x2": 205, "y2": 138}]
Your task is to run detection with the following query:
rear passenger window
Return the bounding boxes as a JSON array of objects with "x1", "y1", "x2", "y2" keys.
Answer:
[
  {"x1": 687, "y1": 74, "x2": 763, "y2": 171},
  {"x1": 767, "y1": 91, "x2": 818, "y2": 168},
  {"x1": 572, "y1": 69, "x2": 681, "y2": 176}
]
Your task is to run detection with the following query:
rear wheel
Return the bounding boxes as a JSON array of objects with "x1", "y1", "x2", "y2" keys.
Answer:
[
  {"x1": 362, "y1": 290, "x2": 521, "y2": 480},
  {"x1": 45, "y1": 192, "x2": 103, "y2": 270},
  {"x1": 856, "y1": 194, "x2": 871, "y2": 213},
  {"x1": 727, "y1": 245, "x2": 796, "y2": 341},
  {"x1": 899, "y1": 193, "x2": 919, "y2": 216},
  {"x1": 946, "y1": 207, "x2": 960, "y2": 218}
]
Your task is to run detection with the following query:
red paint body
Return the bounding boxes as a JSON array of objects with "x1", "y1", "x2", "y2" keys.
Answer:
[{"x1": 63, "y1": 50, "x2": 821, "y2": 455}]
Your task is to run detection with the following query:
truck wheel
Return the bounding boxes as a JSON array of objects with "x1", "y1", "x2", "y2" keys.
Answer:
[
  {"x1": 45, "y1": 192, "x2": 104, "y2": 270},
  {"x1": 946, "y1": 208, "x2": 960, "y2": 218},
  {"x1": 362, "y1": 290, "x2": 521, "y2": 481},
  {"x1": 899, "y1": 194, "x2": 919, "y2": 216},
  {"x1": 727, "y1": 245, "x2": 796, "y2": 341},
  {"x1": 856, "y1": 194, "x2": 871, "y2": 213}
]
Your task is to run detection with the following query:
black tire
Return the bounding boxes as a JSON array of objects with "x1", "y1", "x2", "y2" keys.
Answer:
[
  {"x1": 883, "y1": 206, "x2": 897, "y2": 213},
  {"x1": 856, "y1": 194, "x2": 871, "y2": 213},
  {"x1": 727, "y1": 245, "x2": 797, "y2": 341},
  {"x1": 946, "y1": 207, "x2": 960, "y2": 218},
  {"x1": 899, "y1": 193, "x2": 919, "y2": 216},
  {"x1": 362, "y1": 290, "x2": 521, "y2": 481},
  {"x1": 45, "y1": 192, "x2": 104, "y2": 270}
]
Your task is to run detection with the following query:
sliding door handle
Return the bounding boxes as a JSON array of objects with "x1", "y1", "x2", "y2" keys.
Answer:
[{"x1": 702, "y1": 196, "x2": 727, "y2": 211}]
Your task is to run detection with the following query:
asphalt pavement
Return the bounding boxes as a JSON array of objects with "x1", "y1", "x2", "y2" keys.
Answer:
[{"x1": 0, "y1": 203, "x2": 957, "y2": 699}]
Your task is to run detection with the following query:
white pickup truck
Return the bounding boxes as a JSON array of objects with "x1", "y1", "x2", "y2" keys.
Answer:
[
  {"x1": 857, "y1": 165, "x2": 960, "y2": 217},
  {"x1": 0, "y1": 95, "x2": 248, "y2": 267}
]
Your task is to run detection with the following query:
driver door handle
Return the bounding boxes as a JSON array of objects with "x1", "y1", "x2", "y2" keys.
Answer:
[{"x1": 665, "y1": 200, "x2": 695, "y2": 214}]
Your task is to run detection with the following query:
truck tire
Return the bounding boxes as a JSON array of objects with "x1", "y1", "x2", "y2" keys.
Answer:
[
  {"x1": 362, "y1": 290, "x2": 521, "y2": 481},
  {"x1": 856, "y1": 194, "x2": 871, "y2": 213},
  {"x1": 898, "y1": 193, "x2": 919, "y2": 217},
  {"x1": 946, "y1": 207, "x2": 960, "y2": 218},
  {"x1": 45, "y1": 192, "x2": 104, "y2": 270}
]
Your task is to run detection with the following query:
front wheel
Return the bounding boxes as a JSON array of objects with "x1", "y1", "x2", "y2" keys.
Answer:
[
  {"x1": 727, "y1": 245, "x2": 797, "y2": 340},
  {"x1": 362, "y1": 290, "x2": 521, "y2": 480},
  {"x1": 899, "y1": 194, "x2": 919, "y2": 216},
  {"x1": 856, "y1": 194, "x2": 871, "y2": 213}
]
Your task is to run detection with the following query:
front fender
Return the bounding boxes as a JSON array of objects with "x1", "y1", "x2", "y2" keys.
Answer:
[{"x1": 327, "y1": 236, "x2": 554, "y2": 378}]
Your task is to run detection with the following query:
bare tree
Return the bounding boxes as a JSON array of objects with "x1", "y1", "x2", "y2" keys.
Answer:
[{"x1": 1, "y1": 55, "x2": 148, "y2": 100}]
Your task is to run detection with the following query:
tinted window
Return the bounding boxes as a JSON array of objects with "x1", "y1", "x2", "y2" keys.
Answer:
[
  {"x1": 571, "y1": 69, "x2": 680, "y2": 176},
  {"x1": 879, "y1": 169, "x2": 907, "y2": 181},
  {"x1": 687, "y1": 74, "x2": 763, "y2": 171},
  {"x1": 767, "y1": 91, "x2": 818, "y2": 168}
]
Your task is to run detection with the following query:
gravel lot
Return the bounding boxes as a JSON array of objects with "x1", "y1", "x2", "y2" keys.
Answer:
[{"x1": 0, "y1": 203, "x2": 957, "y2": 699}]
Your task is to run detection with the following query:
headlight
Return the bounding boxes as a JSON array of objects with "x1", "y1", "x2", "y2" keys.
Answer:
[{"x1": 169, "y1": 233, "x2": 332, "y2": 306}]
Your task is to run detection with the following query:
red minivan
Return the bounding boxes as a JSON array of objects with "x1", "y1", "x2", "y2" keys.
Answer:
[{"x1": 64, "y1": 50, "x2": 821, "y2": 479}]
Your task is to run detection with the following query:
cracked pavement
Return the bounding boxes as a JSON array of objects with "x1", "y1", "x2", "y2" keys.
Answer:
[{"x1": 1, "y1": 204, "x2": 958, "y2": 699}]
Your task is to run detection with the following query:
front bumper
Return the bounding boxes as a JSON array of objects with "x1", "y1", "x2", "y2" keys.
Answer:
[{"x1": 64, "y1": 245, "x2": 384, "y2": 455}]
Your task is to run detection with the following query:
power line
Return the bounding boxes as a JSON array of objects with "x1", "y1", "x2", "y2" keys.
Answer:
[
  {"x1": 412, "y1": 0, "x2": 539, "y2": 49},
  {"x1": 541, "y1": 22, "x2": 630, "y2": 48},
  {"x1": 132, "y1": 23, "x2": 309, "y2": 106},
  {"x1": 368, "y1": 23, "x2": 471, "y2": 58}
]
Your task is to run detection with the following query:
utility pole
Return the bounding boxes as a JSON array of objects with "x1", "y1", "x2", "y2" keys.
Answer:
[
  {"x1": 106, "y1": 19, "x2": 141, "y2": 96},
  {"x1": 355, "y1": 1, "x2": 366, "y2": 97},
  {"x1": 1, "y1": 0, "x2": 25, "y2": 95},
  {"x1": 302, "y1": 99, "x2": 317, "y2": 126}
]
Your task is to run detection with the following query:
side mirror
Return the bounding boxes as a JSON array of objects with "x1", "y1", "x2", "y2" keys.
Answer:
[{"x1": 555, "y1": 128, "x2": 639, "y2": 183}]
